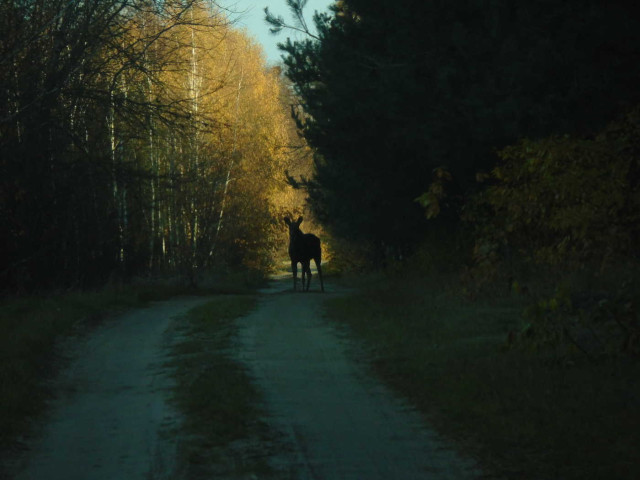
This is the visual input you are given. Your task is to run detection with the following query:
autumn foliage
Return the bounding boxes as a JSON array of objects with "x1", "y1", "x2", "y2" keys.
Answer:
[
  {"x1": 1, "y1": 1, "x2": 303, "y2": 291},
  {"x1": 468, "y1": 107, "x2": 640, "y2": 272}
]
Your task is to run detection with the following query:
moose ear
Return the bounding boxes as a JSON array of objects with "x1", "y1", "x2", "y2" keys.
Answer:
[
  {"x1": 284, "y1": 217, "x2": 291, "y2": 225},
  {"x1": 296, "y1": 216, "x2": 303, "y2": 226}
]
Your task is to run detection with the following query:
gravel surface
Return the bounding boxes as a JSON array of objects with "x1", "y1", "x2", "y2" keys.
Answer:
[
  {"x1": 236, "y1": 278, "x2": 480, "y2": 479},
  {"x1": 13, "y1": 277, "x2": 479, "y2": 480},
  {"x1": 13, "y1": 296, "x2": 211, "y2": 480}
]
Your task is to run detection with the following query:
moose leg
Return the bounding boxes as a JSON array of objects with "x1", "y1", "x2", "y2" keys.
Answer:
[
  {"x1": 314, "y1": 258, "x2": 324, "y2": 292},
  {"x1": 291, "y1": 260, "x2": 298, "y2": 291},
  {"x1": 302, "y1": 260, "x2": 312, "y2": 292}
]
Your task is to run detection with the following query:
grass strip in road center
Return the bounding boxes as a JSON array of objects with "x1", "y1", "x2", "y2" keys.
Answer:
[{"x1": 167, "y1": 295, "x2": 279, "y2": 479}]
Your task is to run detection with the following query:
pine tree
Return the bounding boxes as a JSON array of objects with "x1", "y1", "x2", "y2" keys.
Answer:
[{"x1": 269, "y1": 0, "x2": 640, "y2": 260}]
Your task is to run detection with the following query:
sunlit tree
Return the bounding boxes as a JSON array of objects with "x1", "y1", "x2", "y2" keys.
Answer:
[{"x1": 1, "y1": 0, "x2": 302, "y2": 290}]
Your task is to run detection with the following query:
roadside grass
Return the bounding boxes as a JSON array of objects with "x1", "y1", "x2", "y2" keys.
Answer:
[
  {"x1": 325, "y1": 275, "x2": 640, "y2": 480},
  {"x1": 167, "y1": 295, "x2": 278, "y2": 478}
]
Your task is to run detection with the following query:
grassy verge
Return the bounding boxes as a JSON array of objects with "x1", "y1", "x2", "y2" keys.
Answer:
[
  {"x1": 326, "y1": 275, "x2": 640, "y2": 480},
  {"x1": 167, "y1": 295, "x2": 278, "y2": 478}
]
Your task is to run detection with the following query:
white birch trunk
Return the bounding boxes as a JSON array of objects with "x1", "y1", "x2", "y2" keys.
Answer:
[
  {"x1": 108, "y1": 88, "x2": 124, "y2": 264},
  {"x1": 188, "y1": 17, "x2": 201, "y2": 269},
  {"x1": 213, "y1": 65, "x2": 244, "y2": 253}
]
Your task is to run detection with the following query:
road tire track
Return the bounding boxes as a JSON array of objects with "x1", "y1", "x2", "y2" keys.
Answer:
[
  {"x1": 13, "y1": 296, "x2": 211, "y2": 480},
  {"x1": 236, "y1": 281, "x2": 480, "y2": 479}
]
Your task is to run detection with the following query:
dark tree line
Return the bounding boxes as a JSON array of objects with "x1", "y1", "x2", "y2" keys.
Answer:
[
  {"x1": 1, "y1": 0, "x2": 158, "y2": 290},
  {"x1": 269, "y1": 0, "x2": 640, "y2": 261}
]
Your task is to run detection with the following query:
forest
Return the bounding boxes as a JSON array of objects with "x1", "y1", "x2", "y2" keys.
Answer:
[
  {"x1": 269, "y1": 0, "x2": 640, "y2": 268},
  {"x1": 263, "y1": 0, "x2": 640, "y2": 367},
  {"x1": 264, "y1": 2, "x2": 640, "y2": 476},
  {"x1": 2, "y1": 1, "x2": 640, "y2": 477},
  {"x1": 1, "y1": 0, "x2": 310, "y2": 292},
  {"x1": 3, "y1": 0, "x2": 640, "y2": 295}
]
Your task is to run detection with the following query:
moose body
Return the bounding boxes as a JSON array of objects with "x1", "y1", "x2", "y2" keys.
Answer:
[{"x1": 284, "y1": 216, "x2": 324, "y2": 292}]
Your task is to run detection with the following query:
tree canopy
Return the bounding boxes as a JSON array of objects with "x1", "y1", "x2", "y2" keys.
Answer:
[
  {"x1": 270, "y1": 0, "x2": 640, "y2": 259},
  {"x1": 1, "y1": 0, "x2": 303, "y2": 291}
]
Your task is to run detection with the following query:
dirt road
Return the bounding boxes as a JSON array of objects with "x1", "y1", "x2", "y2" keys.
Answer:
[
  {"x1": 13, "y1": 296, "x2": 211, "y2": 480},
  {"x1": 13, "y1": 279, "x2": 478, "y2": 479},
  {"x1": 236, "y1": 279, "x2": 479, "y2": 479}
]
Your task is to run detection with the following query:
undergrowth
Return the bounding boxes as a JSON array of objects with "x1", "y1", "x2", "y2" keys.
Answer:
[{"x1": 326, "y1": 273, "x2": 640, "y2": 479}]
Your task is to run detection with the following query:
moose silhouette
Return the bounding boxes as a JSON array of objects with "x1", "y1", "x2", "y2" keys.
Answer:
[{"x1": 284, "y1": 216, "x2": 324, "y2": 292}]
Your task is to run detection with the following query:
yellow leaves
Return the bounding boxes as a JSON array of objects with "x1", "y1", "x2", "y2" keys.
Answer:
[
  {"x1": 469, "y1": 109, "x2": 640, "y2": 270},
  {"x1": 116, "y1": 0, "x2": 302, "y2": 270},
  {"x1": 414, "y1": 191, "x2": 441, "y2": 219}
]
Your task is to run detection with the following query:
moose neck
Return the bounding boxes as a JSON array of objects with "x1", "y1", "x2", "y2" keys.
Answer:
[
  {"x1": 291, "y1": 229, "x2": 304, "y2": 242},
  {"x1": 289, "y1": 229, "x2": 306, "y2": 257}
]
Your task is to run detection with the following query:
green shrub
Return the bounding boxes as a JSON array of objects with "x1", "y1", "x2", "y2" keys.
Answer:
[{"x1": 467, "y1": 107, "x2": 640, "y2": 272}]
